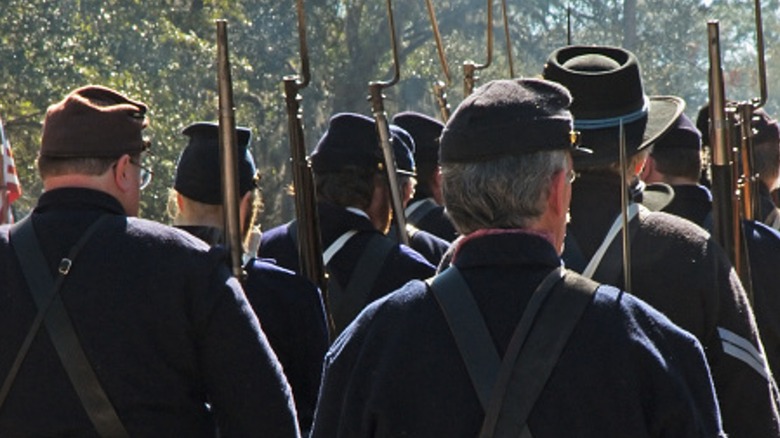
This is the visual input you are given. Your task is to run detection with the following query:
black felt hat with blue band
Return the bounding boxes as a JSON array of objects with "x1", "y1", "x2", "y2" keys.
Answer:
[
  {"x1": 440, "y1": 78, "x2": 589, "y2": 163},
  {"x1": 174, "y1": 122, "x2": 257, "y2": 205},
  {"x1": 543, "y1": 45, "x2": 684, "y2": 168}
]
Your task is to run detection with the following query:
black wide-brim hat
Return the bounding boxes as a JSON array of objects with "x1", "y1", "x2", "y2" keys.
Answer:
[{"x1": 543, "y1": 45, "x2": 684, "y2": 168}]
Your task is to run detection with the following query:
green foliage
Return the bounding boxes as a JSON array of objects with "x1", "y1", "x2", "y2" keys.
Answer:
[{"x1": 1, "y1": 0, "x2": 777, "y2": 230}]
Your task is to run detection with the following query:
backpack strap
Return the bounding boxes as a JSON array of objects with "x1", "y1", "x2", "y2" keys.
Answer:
[
  {"x1": 2, "y1": 214, "x2": 128, "y2": 438},
  {"x1": 582, "y1": 203, "x2": 639, "y2": 279},
  {"x1": 480, "y1": 271, "x2": 598, "y2": 437},
  {"x1": 591, "y1": 206, "x2": 642, "y2": 287},
  {"x1": 764, "y1": 208, "x2": 780, "y2": 229},
  {"x1": 429, "y1": 264, "x2": 597, "y2": 438},
  {"x1": 428, "y1": 267, "x2": 501, "y2": 409},
  {"x1": 328, "y1": 233, "x2": 395, "y2": 334}
]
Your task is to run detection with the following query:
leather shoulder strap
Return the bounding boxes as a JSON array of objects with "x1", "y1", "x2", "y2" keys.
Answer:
[
  {"x1": 4, "y1": 214, "x2": 129, "y2": 438},
  {"x1": 328, "y1": 233, "x2": 395, "y2": 335},
  {"x1": 429, "y1": 267, "x2": 501, "y2": 409},
  {"x1": 480, "y1": 271, "x2": 598, "y2": 438}
]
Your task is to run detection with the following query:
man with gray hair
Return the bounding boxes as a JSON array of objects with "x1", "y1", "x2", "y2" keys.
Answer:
[{"x1": 310, "y1": 78, "x2": 723, "y2": 437}]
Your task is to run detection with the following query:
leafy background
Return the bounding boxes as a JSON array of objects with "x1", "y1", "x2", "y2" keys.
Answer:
[{"x1": 2, "y1": 0, "x2": 778, "y2": 230}]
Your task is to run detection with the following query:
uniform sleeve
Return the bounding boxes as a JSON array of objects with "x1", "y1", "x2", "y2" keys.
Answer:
[
  {"x1": 627, "y1": 302, "x2": 726, "y2": 437},
  {"x1": 194, "y1": 260, "x2": 301, "y2": 438},
  {"x1": 704, "y1": 238, "x2": 780, "y2": 438}
]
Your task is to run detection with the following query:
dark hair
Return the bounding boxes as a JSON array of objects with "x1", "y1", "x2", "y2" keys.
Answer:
[
  {"x1": 651, "y1": 147, "x2": 702, "y2": 181},
  {"x1": 413, "y1": 160, "x2": 437, "y2": 199},
  {"x1": 316, "y1": 166, "x2": 380, "y2": 209},
  {"x1": 753, "y1": 136, "x2": 780, "y2": 183}
]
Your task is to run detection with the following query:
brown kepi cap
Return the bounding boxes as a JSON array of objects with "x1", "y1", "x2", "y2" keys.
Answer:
[{"x1": 40, "y1": 85, "x2": 149, "y2": 158}]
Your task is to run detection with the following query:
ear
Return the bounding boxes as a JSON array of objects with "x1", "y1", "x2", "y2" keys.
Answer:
[
  {"x1": 633, "y1": 154, "x2": 648, "y2": 177},
  {"x1": 176, "y1": 192, "x2": 185, "y2": 213},
  {"x1": 547, "y1": 169, "x2": 568, "y2": 218},
  {"x1": 639, "y1": 157, "x2": 662, "y2": 184},
  {"x1": 113, "y1": 154, "x2": 135, "y2": 193},
  {"x1": 432, "y1": 166, "x2": 444, "y2": 204}
]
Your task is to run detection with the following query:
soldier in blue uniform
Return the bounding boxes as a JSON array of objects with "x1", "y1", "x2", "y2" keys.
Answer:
[
  {"x1": 747, "y1": 109, "x2": 780, "y2": 227},
  {"x1": 542, "y1": 45, "x2": 780, "y2": 437},
  {"x1": 641, "y1": 112, "x2": 713, "y2": 227},
  {"x1": 310, "y1": 78, "x2": 724, "y2": 437},
  {"x1": 392, "y1": 111, "x2": 459, "y2": 242},
  {"x1": 260, "y1": 113, "x2": 436, "y2": 337},
  {"x1": 0, "y1": 86, "x2": 300, "y2": 437},
  {"x1": 169, "y1": 121, "x2": 329, "y2": 435},
  {"x1": 643, "y1": 111, "x2": 780, "y2": 391},
  {"x1": 386, "y1": 124, "x2": 450, "y2": 267}
]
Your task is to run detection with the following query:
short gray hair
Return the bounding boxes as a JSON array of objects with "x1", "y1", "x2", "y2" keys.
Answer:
[{"x1": 442, "y1": 150, "x2": 568, "y2": 234}]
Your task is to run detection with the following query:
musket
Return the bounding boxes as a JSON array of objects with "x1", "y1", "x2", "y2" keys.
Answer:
[
  {"x1": 0, "y1": 134, "x2": 8, "y2": 225},
  {"x1": 216, "y1": 20, "x2": 245, "y2": 280},
  {"x1": 618, "y1": 122, "x2": 632, "y2": 293},
  {"x1": 566, "y1": 6, "x2": 572, "y2": 45},
  {"x1": 707, "y1": 17, "x2": 760, "y2": 302},
  {"x1": 433, "y1": 81, "x2": 451, "y2": 122},
  {"x1": 500, "y1": 0, "x2": 515, "y2": 78},
  {"x1": 282, "y1": 0, "x2": 332, "y2": 333},
  {"x1": 368, "y1": 0, "x2": 409, "y2": 246},
  {"x1": 463, "y1": 0, "x2": 494, "y2": 96},
  {"x1": 426, "y1": 0, "x2": 452, "y2": 122}
]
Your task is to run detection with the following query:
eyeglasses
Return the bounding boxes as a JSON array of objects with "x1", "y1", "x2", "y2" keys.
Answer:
[
  {"x1": 566, "y1": 168, "x2": 579, "y2": 184},
  {"x1": 128, "y1": 158, "x2": 154, "y2": 189}
]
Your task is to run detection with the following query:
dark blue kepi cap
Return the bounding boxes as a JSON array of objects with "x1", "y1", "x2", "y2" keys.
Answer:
[
  {"x1": 440, "y1": 78, "x2": 590, "y2": 163},
  {"x1": 392, "y1": 111, "x2": 443, "y2": 167},
  {"x1": 174, "y1": 122, "x2": 257, "y2": 205},
  {"x1": 390, "y1": 124, "x2": 416, "y2": 176},
  {"x1": 311, "y1": 112, "x2": 417, "y2": 176}
]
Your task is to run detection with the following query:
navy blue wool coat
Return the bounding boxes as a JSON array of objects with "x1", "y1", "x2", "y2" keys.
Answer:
[
  {"x1": 260, "y1": 201, "x2": 436, "y2": 336},
  {"x1": 651, "y1": 184, "x2": 780, "y2": 382},
  {"x1": 405, "y1": 197, "x2": 459, "y2": 242},
  {"x1": 178, "y1": 225, "x2": 329, "y2": 435},
  {"x1": 568, "y1": 173, "x2": 780, "y2": 438},
  {"x1": 387, "y1": 222, "x2": 450, "y2": 267},
  {"x1": 311, "y1": 231, "x2": 724, "y2": 437},
  {"x1": 0, "y1": 189, "x2": 299, "y2": 437}
]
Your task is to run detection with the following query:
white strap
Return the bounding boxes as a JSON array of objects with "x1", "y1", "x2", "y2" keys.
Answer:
[
  {"x1": 582, "y1": 203, "x2": 639, "y2": 279},
  {"x1": 765, "y1": 208, "x2": 780, "y2": 230},
  {"x1": 323, "y1": 230, "x2": 359, "y2": 265}
]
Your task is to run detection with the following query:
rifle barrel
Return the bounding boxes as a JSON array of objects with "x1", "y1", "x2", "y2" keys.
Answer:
[{"x1": 216, "y1": 20, "x2": 245, "y2": 280}]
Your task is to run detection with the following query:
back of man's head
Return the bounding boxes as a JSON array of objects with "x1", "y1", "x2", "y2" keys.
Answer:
[
  {"x1": 439, "y1": 78, "x2": 586, "y2": 234},
  {"x1": 392, "y1": 111, "x2": 443, "y2": 198},
  {"x1": 311, "y1": 112, "x2": 412, "y2": 210},
  {"x1": 751, "y1": 109, "x2": 780, "y2": 188},
  {"x1": 649, "y1": 113, "x2": 703, "y2": 183},
  {"x1": 38, "y1": 85, "x2": 150, "y2": 178}
]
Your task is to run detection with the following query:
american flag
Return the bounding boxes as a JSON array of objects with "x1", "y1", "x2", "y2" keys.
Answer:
[{"x1": 1, "y1": 116, "x2": 22, "y2": 224}]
